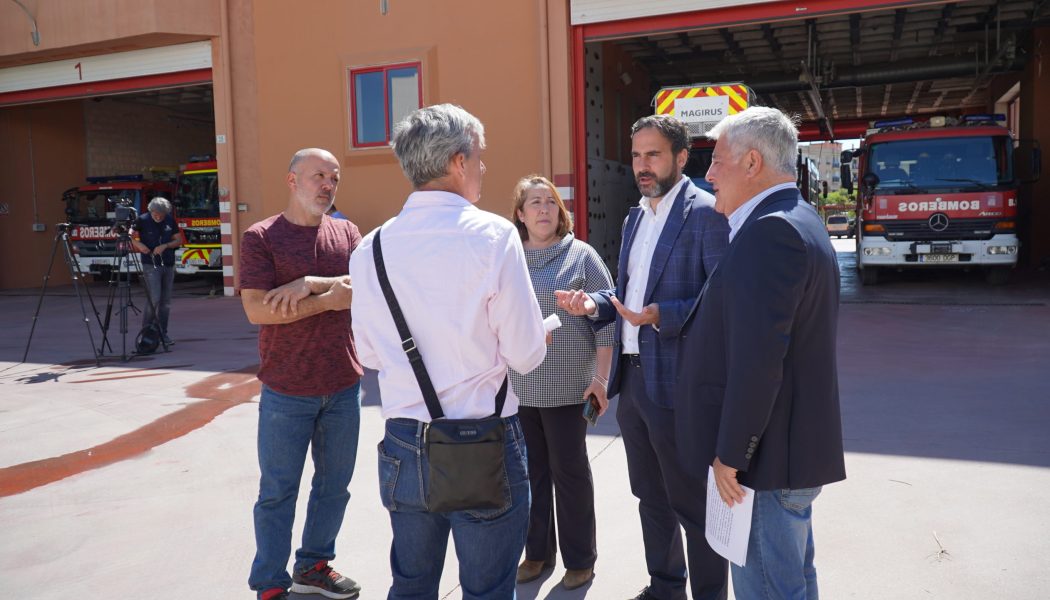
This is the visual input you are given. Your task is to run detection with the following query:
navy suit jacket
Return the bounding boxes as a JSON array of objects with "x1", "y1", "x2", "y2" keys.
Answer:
[
  {"x1": 674, "y1": 187, "x2": 846, "y2": 490},
  {"x1": 590, "y1": 179, "x2": 729, "y2": 408}
]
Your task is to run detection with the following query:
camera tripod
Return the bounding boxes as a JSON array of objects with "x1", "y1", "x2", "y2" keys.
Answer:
[
  {"x1": 97, "y1": 228, "x2": 172, "y2": 361},
  {"x1": 22, "y1": 223, "x2": 109, "y2": 366}
]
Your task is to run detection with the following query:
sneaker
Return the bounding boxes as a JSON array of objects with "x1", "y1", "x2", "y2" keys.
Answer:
[
  {"x1": 291, "y1": 561, "x2": 361, "y2": 599},
  {"x1": 161, "y1": 334, "x2": 175, "y2": 345},
  {"x1": 259, "y1": 589, "x2": 288, "y2": 600}
]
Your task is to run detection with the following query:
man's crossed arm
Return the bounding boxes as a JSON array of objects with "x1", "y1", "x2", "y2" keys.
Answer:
[{"x1": 241, "y1": 276, "x2": 351, "y2": 325}]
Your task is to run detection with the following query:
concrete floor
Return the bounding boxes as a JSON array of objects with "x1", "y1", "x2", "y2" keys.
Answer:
[{"x1": 1, "y1": 243, "x2": 1049, "y2": 599}]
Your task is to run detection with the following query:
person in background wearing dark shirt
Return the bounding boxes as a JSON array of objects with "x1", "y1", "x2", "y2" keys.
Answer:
[
  {"x1": 327, "y1": 205, "x2": 349, "y2": 220},
  {"x1": 130, "y1": 197, "x2": 183, "y2": 345},
  {"x1": 239, "y1": 148, "x2": 364, "y2": 600}
]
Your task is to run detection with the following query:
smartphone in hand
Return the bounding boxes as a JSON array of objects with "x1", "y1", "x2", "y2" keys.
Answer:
[{"x1": 582, "y1": 394, "x2": 599, "y2": 426}]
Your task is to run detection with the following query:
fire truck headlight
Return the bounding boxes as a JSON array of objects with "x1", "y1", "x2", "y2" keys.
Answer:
[
  {"x1": 987, "y1": 245, "x2": 1018, "y2": 256},
  {"x1": 863, "y1": 247, "x2": 892, "y2": 256}
]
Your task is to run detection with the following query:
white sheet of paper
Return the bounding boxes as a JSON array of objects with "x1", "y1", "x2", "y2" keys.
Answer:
[
  {"x1": 543, "y1": 313, "x2": 562, "y2": 333},
  {"x1": 705, "y1": 465, "x2": 755, "y2": 567}
]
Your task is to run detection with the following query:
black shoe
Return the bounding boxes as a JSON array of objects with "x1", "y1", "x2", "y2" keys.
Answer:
[
  {"x1": 630, "y1": 587, "x2": 661, "y2": 600},
  {"x1": 292, "y1": 561, "x2": 361, "y2": 599}
]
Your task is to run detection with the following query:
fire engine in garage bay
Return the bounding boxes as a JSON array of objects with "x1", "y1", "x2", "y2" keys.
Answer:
[
  {"x1": 63, "y1": 174, "x2": 174, "y2": 279},
  {"x1": 654, "y1": 82, "x2": 828, "y2": 205},
  {"x1": 653, "y1": 82, "x2": 754, "y2": 193},
  {"x1": 172, "y1": 157, "x2": 222, "y2": 275},
  {"x1": 841, "y1": 114, "x2": 1041, "y2": 285}
]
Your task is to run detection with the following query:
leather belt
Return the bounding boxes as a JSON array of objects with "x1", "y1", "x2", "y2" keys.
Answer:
[{"x1": 622, "y1": 353, "x2": 642, "y2": 367}]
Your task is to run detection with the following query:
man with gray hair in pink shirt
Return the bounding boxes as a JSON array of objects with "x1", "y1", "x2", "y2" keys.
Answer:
[{"x1": 349, "y1": 103, "x2": 547, "y2": 599}]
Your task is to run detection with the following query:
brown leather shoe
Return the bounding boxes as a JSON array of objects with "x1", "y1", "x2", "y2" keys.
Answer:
[
  {"x1": 561, "y1": 567, "x2": 594, "y2": 590},
  {"x1": 516, "y1": 559, "x2": 552, "y2": 584}
]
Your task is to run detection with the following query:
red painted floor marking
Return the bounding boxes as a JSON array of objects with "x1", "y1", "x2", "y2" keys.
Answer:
[{"x1": 0, "y1": 365, "x2": 260, "y2": 498}]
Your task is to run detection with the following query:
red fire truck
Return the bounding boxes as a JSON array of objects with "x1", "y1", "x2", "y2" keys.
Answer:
[
  {"x1": 841, "y1": 114, "x2": 1039, "y2": 285},
  {"x1": 172, "y1": 157, "x2": 222, "y2": 275},
  {"x1": 63, "y1": 174, "x2": 175, "y2": 279}
]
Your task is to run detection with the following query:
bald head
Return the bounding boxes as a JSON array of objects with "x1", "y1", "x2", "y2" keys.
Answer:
[
  {"x1": 284, "y1": 148, "x2": 340, "y2": 226},
  {"x1": 288, "y1": 148, "x2": 338, "y2": 174}
]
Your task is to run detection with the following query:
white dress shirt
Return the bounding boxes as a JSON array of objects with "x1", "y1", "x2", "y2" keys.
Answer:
[
  {"x1": 348, "y1": 191, "x2": 547, "y2": 421},
  {"x1": 728, "y1": 181, "x2": 799, "y2": 242},
  {"x1": 621, "y1": 174, "x2": 689, "y2": 354}
]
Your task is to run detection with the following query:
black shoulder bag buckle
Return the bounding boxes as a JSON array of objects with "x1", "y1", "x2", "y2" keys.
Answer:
[{"x1": 373, "y1": 228, "x2": 511, "y2": 513}]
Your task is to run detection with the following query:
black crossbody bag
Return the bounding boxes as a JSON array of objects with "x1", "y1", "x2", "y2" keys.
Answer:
[{"x1": 372, "y1": 228, "x2": 511, "y2": 512}]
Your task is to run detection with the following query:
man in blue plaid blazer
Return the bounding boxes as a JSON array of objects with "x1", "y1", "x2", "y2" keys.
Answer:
[{"x1": 557, "y1": 115, "x2": 729, "y2": 600}]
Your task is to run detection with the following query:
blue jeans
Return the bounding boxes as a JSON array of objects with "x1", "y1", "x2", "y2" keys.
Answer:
[
  {"x1": 377, "y1": 416, "x2": 530, "y2": 600},
  {"x1": 249, "y1": 383, "x2": 362, "y2": 595},
  {"x1": 139, "y1": 260, "x2": 174, "y2": 334},
  {"x1": 732, "y1": 487, "x2": 822, "y2": 600}
]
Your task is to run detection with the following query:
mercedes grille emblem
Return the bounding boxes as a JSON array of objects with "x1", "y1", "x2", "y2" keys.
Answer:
[{"x1": 928, "y1": 213, "x2": 950, "y2": 232}]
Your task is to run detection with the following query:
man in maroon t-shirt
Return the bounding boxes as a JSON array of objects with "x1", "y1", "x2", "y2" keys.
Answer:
[{"x1": 239, "y1": 148, "x2": 363, "y2": 600}]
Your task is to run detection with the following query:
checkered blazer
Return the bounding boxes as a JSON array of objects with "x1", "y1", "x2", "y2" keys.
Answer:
[
  {"x1": 509, "y1": 234, "x2": 615, "y2": 408},
  {"x1": 590, "y1": 180, "x2": 729, "y2": 408}
]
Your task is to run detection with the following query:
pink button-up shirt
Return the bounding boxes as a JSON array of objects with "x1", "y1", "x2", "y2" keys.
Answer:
[{"x1": 349, "y1": 191, "x2": 547, "y2": 421}]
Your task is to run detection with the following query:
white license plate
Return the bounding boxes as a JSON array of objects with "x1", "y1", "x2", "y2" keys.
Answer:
[
  {"x1": 186, "y1": 259, "x2": 208, "y2": 266},
  {"x1": 91, "y1": 259, "x2": 112, "y2": 265},
  {"x1": 919, "y1": 254, "x2": 958, "y2": 263}
]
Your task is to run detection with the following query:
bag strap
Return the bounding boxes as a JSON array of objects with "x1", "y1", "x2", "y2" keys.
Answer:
[{"x1": 372, "y1": 227, "x2": 507, "y2": 420}]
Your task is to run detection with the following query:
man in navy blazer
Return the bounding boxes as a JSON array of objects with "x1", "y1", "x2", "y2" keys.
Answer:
[
  {"x1": 675, "y1": 107, "x2": 846, "y2": 599},
  {"x1": 558, "y1": 115, "x2": 729, "y2": 600}
]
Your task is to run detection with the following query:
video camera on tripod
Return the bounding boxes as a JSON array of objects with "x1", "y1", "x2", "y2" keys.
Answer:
[{"x1": 109, "y1": 196, "x2": 138, "y2": 236}]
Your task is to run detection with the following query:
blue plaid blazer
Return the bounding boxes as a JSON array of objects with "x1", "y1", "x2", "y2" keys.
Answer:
[{"x1": 590, "y1": 179, "x2": 729, "y2": 408}]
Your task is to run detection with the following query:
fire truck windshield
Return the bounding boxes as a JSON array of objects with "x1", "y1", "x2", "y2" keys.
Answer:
[
  {"x1": 174, "y1": 171, "x2": 219, "y2": 218},
  {"x1": 867, "y1": 136, "x2": 1013, "y2": 193},
  {"x1": 67, "y1": 190, "x2": 138, "y2": 222}
]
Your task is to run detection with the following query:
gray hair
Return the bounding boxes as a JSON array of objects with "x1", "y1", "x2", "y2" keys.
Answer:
[
  {"x1": 706, "y1": 107, "x2": 799, "y2": 176},
  {"x1": 631, "y1": 114, "x2": 691, "y2": 155},
  {"x1": 391, "y1": 104, "x2": 486, "y2": 188},
  {"x1": 147, "y1": 197, "x2": 172, "y2": 214}
]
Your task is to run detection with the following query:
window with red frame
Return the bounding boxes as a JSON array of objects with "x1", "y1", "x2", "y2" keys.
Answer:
[{"x1": 349, "y1": 62, "x2": 421, "y2": 147}]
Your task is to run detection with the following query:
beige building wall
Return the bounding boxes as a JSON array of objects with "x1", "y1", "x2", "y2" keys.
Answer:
[
  {"x1": 800, "y1": 142, "x2": 843, "y2": 192},
  {"x1": 222, "y1": 0, "x2": 260, "y2": 293},
  {"x1": 231, "y1": 0, "x2": 576, "y2": 268},
  {"x1": 0, "y1": 0, "x2": 218, "y2": 63}
]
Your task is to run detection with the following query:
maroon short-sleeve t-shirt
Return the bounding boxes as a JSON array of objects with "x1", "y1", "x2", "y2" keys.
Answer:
[{"x1": 239, "y1": 213, "x2": 363, "y2": 396}]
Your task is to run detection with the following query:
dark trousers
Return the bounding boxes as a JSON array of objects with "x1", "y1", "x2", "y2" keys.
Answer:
[
  {"x1": 518, "y1": 404, "x2": 597, "y2": 570},
  {"x1": 618, "y1": 358, "x2": 727, "y2": 600}
]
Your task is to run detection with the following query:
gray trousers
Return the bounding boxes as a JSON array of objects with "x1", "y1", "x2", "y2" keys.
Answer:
[{"x1": 140, "y1": 260, "x2": 174, "y2": 334}]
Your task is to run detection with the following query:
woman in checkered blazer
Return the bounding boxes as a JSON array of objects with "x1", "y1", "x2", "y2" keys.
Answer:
[{"x1": 508, "y1": 175, "x2": 614, "y2": 591}]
